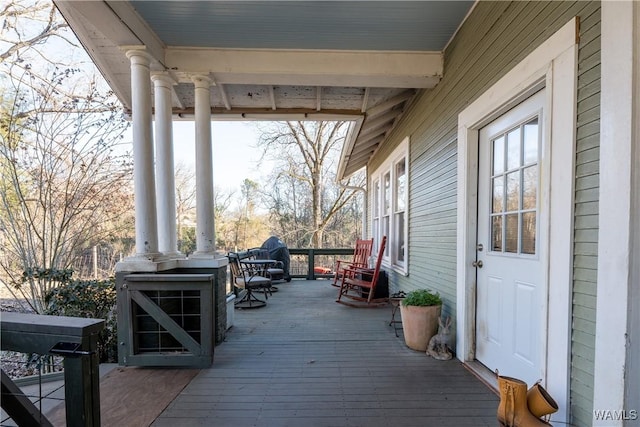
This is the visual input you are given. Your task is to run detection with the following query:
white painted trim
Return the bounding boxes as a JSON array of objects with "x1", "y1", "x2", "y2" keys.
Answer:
[
  {"x1": 630, "y1": 1, "x2": 640, "y2": 415},
  {"x1": 226, "y1": 294, "x2": 236, "y2": 330},
  {"x1": 370, "y1": 137, "x2": 410, "y2": 275},
  {"x1": 57, "y1": 0, "x2": 165, "y2": 64},
  {"x1": 166, "y1": 48, "x2": 443, "y2": 88},
  {"x1": 337, "y1": 118, "x2": 365, "y2": 180},
  {"x1": 106, "y1": 0, "x2": 166, "y2": 61},
  {"x1": 593, "y1": 3, "x2": 638, "y2": 425},
  {"x1": 457, "y1": 18, "x2": 578, "y2": 424},
  {"x1": 545, "y1": 45, "x2": 578, "y2": 427},
  {"x1": 171, "y1": 113, "x2": 363, "y2": 122}
]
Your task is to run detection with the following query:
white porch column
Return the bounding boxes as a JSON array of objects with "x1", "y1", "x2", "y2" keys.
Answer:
[
  {"x1": 126, "y1": 49, "x2": 159, "y2": 258},
  {"x1": 594, "y1": 2, "x2": 639, "y2": 425},
  {"x1": 191, "y1": 75, "x2": 216, "y2": 257},
  {"x1": 152, "y1": 73, "x2": 182, "y2": 258}
]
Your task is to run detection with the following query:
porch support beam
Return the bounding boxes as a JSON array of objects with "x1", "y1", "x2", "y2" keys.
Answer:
[
  {"x1": 126, "y1": 49, "x2": 159, "y2": 259},
  {"x1": 152, "y1": 72, "x2": 181, "y2": 257},
  {"x1": 191, "y1": 75, "x2": 216, "y2": 257},
  {"x1": 167, "y1": 49, "x2": 442, "y2": 88}
]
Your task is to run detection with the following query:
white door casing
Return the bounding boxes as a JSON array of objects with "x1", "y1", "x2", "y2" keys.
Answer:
[
  {"x1": 476, "y1": 89, "x2": 546, "y2": 385},
  {"x1": 456, "y1": 18, "x2": 577, "y2": 424}
]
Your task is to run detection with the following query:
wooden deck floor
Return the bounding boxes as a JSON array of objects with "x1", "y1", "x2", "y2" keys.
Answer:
[{"x1": 152, "y1": 280, "x2": 499, "y2": 427}]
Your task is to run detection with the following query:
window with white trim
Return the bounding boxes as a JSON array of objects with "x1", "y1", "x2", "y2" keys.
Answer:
[{"x1": 371, "y1": 137, "x2": 409, "y2": 274}]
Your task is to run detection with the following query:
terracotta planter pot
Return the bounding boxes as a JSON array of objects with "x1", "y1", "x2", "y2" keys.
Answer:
[{"x1": 400, "y1": 304, "x2": 442, "y2": 351}]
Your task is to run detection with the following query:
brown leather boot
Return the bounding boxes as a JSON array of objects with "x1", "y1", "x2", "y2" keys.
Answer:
[
  {"x1": 527, "y1": 381, "x2": 558, "y2": 419},
  {"x1": 497, "y1": 375, "x2": 551, "y2": 427}
]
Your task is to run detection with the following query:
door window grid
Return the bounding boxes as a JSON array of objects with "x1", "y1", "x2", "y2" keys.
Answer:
[{"x1": 490, "y1": 118, "x2": 539, "y2": 255}]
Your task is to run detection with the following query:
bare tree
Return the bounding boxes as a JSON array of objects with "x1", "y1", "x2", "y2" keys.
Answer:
[
  {"x1": 227, "y1": 178, "x2": 269, "y2": 250},
  {"x1": 174, "y1": 162, "x2": 196, "y2": 254},
  {"x1": 212, "y1": 185, "x2": 239, "y2": 253},
  {"x1": 0, "y1": 1, "x2": 134, "y2": 312},
  {"x1": 258, "y1": 121, "x2": 363, "y2": 248},
  {"x1": 0, "y1": 70, "x2": 132, "y2": 312},
  {"x1": 0, "y1": 0, "x2": 74, "y2": 63},
  {"x1": 174, "y1": 162, "x2": 243, "y2": 254}
]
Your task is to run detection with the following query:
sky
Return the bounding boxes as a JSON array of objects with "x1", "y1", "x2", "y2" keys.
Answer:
[
  {"x1": 3, "y1": 7, "x2": 270, "y2": 198},
  {"x1": 170, "y1": 120, "x2": 270, "y2": 194}
]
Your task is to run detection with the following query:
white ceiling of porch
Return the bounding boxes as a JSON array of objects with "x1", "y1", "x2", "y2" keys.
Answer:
[{"x1": 54, "y1": 1, "x2": 474, "y2": 178}]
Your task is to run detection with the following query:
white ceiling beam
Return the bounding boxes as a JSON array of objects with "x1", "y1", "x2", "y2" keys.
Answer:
[
  {"x1": 349, "y1": 137, "x2": 384, "y2": 160},
  {"x1": 166, "y1": 49, "x2": 443, "y2": 88},
  {"x1": 366, "y1": 91, "x2": 415, "y2": 117},
  {"x1": 337, "y1": 118, "x2": 365, "y2": 180},
  {"x1": 269, "y1": 86, "x2": 277, "y2": 110},
  {"x1": 352, "y1": 135, "x2": 386, "y2": 156},
  {"x1": 217, "y1": 84, "x2": 231, "y2": 110},
  {"x1": 361, "y1": 87, "x2": 371, "y2": 113},
  {"x1": 352, "y1": 130, "x2": 387, "y2": 149},
  {"x1": 171, "y1": 86, "x2": 184, "y2": 110},
  {"x1": 359, "y1": 110, "x2": 400, "y2": 136}
]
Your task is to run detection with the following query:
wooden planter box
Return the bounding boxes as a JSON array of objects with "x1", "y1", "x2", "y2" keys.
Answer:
[{"x1": 117, "y1": 273, "x2": 216, "y2": 368}]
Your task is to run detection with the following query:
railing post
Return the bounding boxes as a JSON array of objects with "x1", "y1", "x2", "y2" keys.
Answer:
[
  {"x1": 62, "y1": 334, "x2": 101, "y2": 427},
  {"x1": 307, "y1": 249, "x2": 315, "y2": 280},
  {"x1": 0, "y1": 313, "x2": 104, "y2": 427}
]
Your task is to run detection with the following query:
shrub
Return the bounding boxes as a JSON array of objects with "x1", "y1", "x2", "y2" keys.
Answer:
[
  {"x1": 401, "y1": 289, "x2": 442, "y2": 307},
  {"x1": 45, "y1": 278, "x2": 118, "y2": 363}
]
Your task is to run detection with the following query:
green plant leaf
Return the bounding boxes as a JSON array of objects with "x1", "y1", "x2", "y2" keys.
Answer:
[{"x1": 401, "y1": 289, "x2": 442, "y2": 307}]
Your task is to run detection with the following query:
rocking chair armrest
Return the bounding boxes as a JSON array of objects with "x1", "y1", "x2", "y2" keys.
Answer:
[
  {"x1": 341, "y1": 265, "x2": 373, "y2": 279},
  {"x1": 334, "y1": 259, "x2": 348, "y2": 269},
  {"x1": 342, "y1": 264, "x2": 371, "y2": 272},
  {"x1": 336, "y1": 260, "x2": 368, "y2": 271}
]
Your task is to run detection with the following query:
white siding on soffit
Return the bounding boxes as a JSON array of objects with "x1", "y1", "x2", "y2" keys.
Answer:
[{"x1": 367, "y1": 2, "x2": 599, "y2": 422}]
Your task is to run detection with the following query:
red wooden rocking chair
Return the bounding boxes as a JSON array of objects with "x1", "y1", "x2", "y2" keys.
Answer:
[
  {"x1": 336, "y1": 236, "x2": 387, "y2": 307},
  {"x1": 331, "y1": 238, "x2": 374, "y2": 287}
]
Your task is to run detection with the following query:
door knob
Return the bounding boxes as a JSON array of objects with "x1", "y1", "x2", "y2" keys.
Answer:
[{"x1": 472, "y1": 260, "x2": 483, "y2": 268}]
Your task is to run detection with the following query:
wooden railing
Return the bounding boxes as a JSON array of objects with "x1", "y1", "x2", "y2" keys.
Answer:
[
  {"x1": 288, "y1": 248, "x2": 355, "y2": 280},
  {"x1": 1, "y1": 312, "x2": 104, "y2": 427}
]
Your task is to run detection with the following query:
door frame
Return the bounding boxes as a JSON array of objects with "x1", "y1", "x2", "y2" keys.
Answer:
[{"x1": 456, "y1": 18, "x2": 578, "y2": 424}]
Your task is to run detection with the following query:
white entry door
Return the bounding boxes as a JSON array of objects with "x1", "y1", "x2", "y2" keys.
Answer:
[{"x1": 475, "y1": 89, "x2": 547, "y2": 385}]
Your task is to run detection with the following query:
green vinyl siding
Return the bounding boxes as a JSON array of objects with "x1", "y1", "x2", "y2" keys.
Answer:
[
  {"x1": 368, "y1": 2, "x2": 600, "y2": 425},
  {"x1": 571, "y1": 4, "x2": 600, "y2": 427}
]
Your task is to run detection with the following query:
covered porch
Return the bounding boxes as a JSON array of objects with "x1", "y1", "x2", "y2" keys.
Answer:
[
  {"x1": 15, "y1": 279, "x2": 498, "y2": 426},
  {"x1": 119, "y1": 279, "x2": 497, "y2": 426}
]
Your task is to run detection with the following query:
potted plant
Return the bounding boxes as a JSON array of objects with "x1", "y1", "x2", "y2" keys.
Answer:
[{"x1": 399, "y1": 289, "x2": 442, "y2": 351}]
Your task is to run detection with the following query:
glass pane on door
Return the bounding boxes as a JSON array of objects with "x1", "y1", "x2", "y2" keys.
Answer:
[{"x1": 489, "y1": 117, "x2": 539, "y2": 255}]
